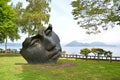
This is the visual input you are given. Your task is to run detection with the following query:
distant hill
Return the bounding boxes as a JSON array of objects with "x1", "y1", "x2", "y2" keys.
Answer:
[
  {"x1": 65, "y1": 41, "x2": 82, "y2": 46},
  {"x1": 65, "y1": 41, "x2": 116, "y2": 47}
]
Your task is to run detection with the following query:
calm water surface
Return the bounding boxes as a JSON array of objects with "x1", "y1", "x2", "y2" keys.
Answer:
[{"x1": 62, "y1": 46, "x2": 120, "y2": 57}]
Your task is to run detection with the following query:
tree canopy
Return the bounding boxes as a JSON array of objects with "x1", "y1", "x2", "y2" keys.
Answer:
[
  {"x1": 91, "y1": 48, "x2": 104, "y2": 56},
  {"x1": 0, "y1": 0, "x2": 20, "y2": 39},
  {"x1": 14, "y1": 0, "x2": 51, "y2": 37},
  {"x1": 80, "y1": 48, "x2": 91, "y2": 56},
  {"x1": 71, "y1": 0, "x2": 120, "y2": 34}
]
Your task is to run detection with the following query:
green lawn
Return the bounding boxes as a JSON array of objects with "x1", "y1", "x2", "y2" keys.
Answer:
[{"x1": 0, "y1": 56, "x2": 120, "y2": 80}]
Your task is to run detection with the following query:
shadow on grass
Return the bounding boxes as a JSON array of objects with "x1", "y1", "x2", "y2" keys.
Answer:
[
  {"x1": 15, "y1": 63, "x2": 44, "y2": 80},
  {"x1": 15, "y1": 62, "x2": 76, "y2": 80}
]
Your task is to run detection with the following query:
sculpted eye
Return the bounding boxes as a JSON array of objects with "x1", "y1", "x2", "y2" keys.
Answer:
[
  {"x1": 45, "y1": 30, "x2": 52, "y2": 36},
  {"x1": 31, "y1": 30, "x2": 44, "y2": 44},
  {"x1": 45, "y1": 24, "x2": 52, "y2": 36},
  {"x1": 30, "y1": 39, "x2": 40, "y2": 46}
]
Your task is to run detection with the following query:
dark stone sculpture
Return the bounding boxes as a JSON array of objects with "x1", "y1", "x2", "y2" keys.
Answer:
[{"x1": 20, "y1": 24, "x2": 62, "y2": 64}]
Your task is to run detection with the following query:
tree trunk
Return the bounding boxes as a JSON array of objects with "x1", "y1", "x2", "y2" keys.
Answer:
[
  {"x1": 5, "y1": 36, "x2": 8, "y2": 53},
  {"x1": 28, "y1": 32, "x2": 30, "y2": 38},
  {"x1": 85, "y1": 55, "x2": 88, "y2": 61},
  {"x1": 28, "y1": 25, "x2": 31, "y2": 37}
]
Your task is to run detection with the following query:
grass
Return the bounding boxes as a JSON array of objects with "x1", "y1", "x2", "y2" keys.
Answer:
[{"x1": 0, "y1": 56, "x2": 120, "y2": 80}]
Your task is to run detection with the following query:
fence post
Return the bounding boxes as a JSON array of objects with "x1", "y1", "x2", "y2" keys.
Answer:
[
  {"x1": 90, "y1": 56, "x2": 91, "y2": 59},
  {"x1": 66, "y1": 54, "x2": 68, "y2": 59},
  {"x1": 110, "y1": 56, "x2": 112, "y2": 63},
  {"x1": 75, "y1": 54, "x2": 77, "y2": 60}
]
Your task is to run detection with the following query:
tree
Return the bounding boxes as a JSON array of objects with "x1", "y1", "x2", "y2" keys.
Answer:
[
  {"x1": 91, "y1": 48, "x2": 98, "y2": 56},
  {"x1": 16, "y1": 0, "x2": 51, "y2": 37},
  {"x1": 71, "y1": 0, "x2": 120, "y2": 34},
  {"x1": 80, "y1": 48, "x2": 91, "y2": 59},
  {"x1": 91, "y1": 48, "x2": 104, "y2": 60},
  {"x1": 104, "y1": 50, "x2": 112, "y2": 57},
  {"x1": 62, "y1": 50, "x2": 66, "y2": 54},
  {"x1": 0, "y1": 0, "x2": 20, "y2": 52}
]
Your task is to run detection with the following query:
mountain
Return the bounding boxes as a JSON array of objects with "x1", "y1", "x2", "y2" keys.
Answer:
[
  {"x1": 65, "y1": 41, "x2": 116, "y2": 47},
  {"x1": 65, "y1": 41, "x2": 82, "y2": 46},
  {"x1": 90, "y1": 42, "x2": 106, "y2": 46}
]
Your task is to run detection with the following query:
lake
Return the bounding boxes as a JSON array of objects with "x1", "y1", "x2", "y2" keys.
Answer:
[
  {"x1": 62, "y1": 46, "x2": 120, "y2": 57},
  {"x1": 0, "y1": 43, "x2": 22, "y2": 51},
  {"x1": 0, "y1": 43, "x2": 120, "y2": 56}
]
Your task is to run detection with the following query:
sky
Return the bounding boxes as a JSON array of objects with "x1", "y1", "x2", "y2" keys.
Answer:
[{"x1": 11, "y1": 0, "x2": 120, "y2": 45}]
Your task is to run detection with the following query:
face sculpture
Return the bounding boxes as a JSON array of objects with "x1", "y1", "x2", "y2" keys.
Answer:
[{"x1": 20, "y1": 25, "x2": 62, "y2": 64}]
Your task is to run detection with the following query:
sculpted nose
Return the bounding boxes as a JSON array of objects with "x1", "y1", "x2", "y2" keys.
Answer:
[{"x1": 46, "y1": 41, "x2": 56, "y2": 51}]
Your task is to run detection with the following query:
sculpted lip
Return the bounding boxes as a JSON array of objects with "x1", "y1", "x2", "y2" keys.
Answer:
[{"x1": 48, "y1": 48, "x2": 61, "y2": 60}]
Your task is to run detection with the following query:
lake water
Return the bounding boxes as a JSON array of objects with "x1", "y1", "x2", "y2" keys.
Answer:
[
  {"x1": 62, "y1": 46, "x2": 120, "y2": 57},
  {"x1": 0, "y1": 43, "x2": 22, "y2": 51},
  {"x1": 0, "y1": 43, "x2": 120, "y2": 56}
]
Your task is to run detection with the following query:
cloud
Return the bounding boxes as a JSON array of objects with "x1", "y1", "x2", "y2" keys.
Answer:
[
  {"x1": 10, "y1": 0, "x2": 120, "y2": 45},
  {"x1": 49, "y1": 0, "x2": 120, "y2": 45}
]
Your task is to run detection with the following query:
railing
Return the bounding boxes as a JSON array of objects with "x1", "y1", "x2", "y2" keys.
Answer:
[
  {"x1": 0, "y1": 49, "x2": 19, "y2": 53},
  {"x1": 61, "y1": 54, "x2": 120, "y2": 61}
]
